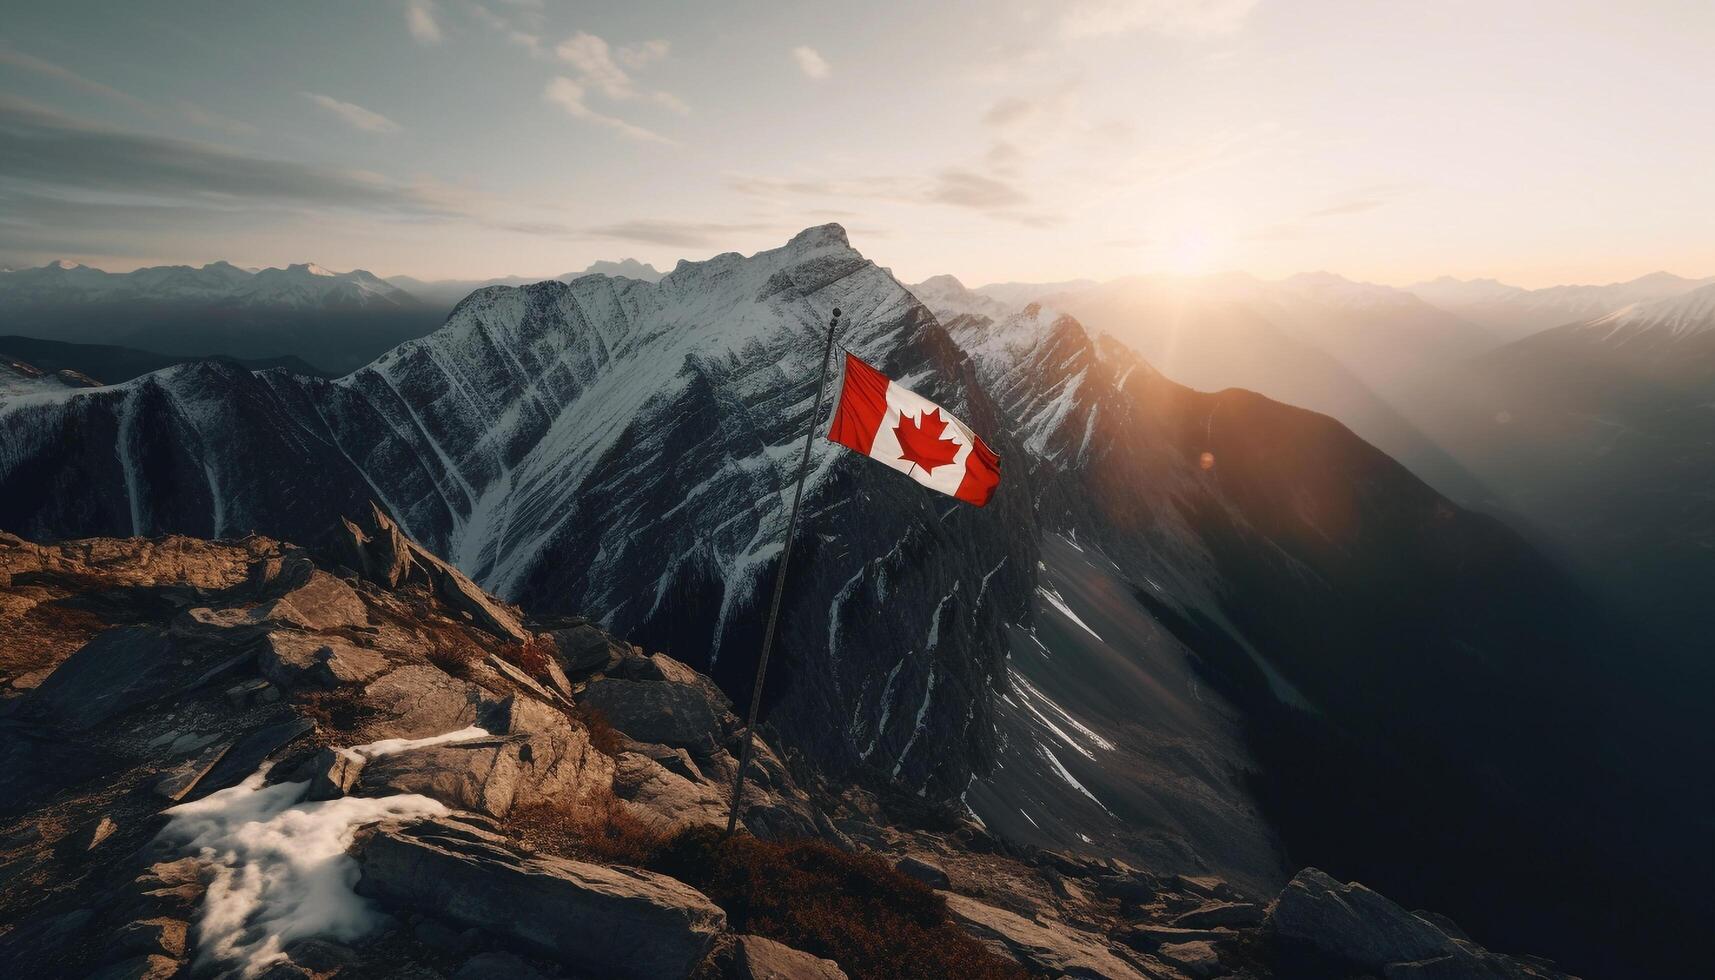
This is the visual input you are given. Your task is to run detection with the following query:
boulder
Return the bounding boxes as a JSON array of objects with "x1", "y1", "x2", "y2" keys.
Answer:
[
  {"x1": 545, "y1": 623, "x2": 627, "y2": 675},
  {"x1": 581, "y1": 677, "x2": 722, "y2": 753},
  {"x1": 895, "y1": 855, "x2": 951, "y2": 890},
  {"x1": 259, "y1": 632, "x2": 388, "y2": 689},
  {"x1": 248, "y1": 570, "x2": 369, "y2": 632},
  {"x1": 1173, "y1": 900, "x2": 1265, "y2": 929},
  {"x1": 357, "y1": 818, "x2": 726, "y2": 979},
  {"x1": 939, "y1": 892, "x2": 1146, "y2": 980},
  {"x1": 303, "y1": 747, "x2": 365, "y2": 800},
  {"x1": 612, "y1": 750, "x2": 729, "y2": 832},
  {"x1": 1270, "y1": 868, "x2": 1459, "y2": 970},
  {"x1": 361, "y1": 665, "x2": 490, "y2": 739},
  {"x1": 734, "y1": 934, "x2": 847, "y2": 980},
  {"x1": 337, "y1": 505, "x2": 415, "y2": 590},
  {"x1": 1156, "y1": 940, "x2": 1223, "y2": 978},
  {"x1": 21, "y1": 627, "x2": 181, "y2": 730},
  {"x1": 359, "y1": 704, "x2": 610, "y2": 817},
  {"x1": 113, "y1": 917, "x2": 188, "y2": 959},
  {"x1": 189, "y1": 717, "x2": 314, "y2": 799}
]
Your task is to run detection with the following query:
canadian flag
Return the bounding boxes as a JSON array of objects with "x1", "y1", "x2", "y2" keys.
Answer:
[{"x1": 827, "y1": 352, "x2": 1001, "y2": 506}]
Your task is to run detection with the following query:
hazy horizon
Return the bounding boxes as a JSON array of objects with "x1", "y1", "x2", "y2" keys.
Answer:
[{"x1": 3, "y1": 1, "x2": 1711, "y2": 288}]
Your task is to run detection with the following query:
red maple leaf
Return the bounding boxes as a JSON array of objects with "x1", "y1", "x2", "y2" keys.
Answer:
[{"x1": 895, "y1": 408, "x2": 961, "y2": 474}]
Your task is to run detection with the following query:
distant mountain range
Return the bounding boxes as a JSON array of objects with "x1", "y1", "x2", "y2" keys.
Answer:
[
  {"x1": 386, "y1": 258, "x2": 665, "y2": 311},
  {"x1": 0, "y1": 257, "x2": 664, "y2": 375},
  {"x1": 1406, "y1": 271, "x2": 1715, "y2": 342}
]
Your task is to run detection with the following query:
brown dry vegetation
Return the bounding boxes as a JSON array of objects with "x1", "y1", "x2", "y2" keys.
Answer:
[
  {"x1": 570, "y1": 704, "x2": 625, "y2": 756},
  {"x1": 652, "y1": 828, "x2": 1029, "y2": 980},
  {"x1": 508, "y1": 787, "x2": 667, "y2": 868},
  {"x1": 509, "y1": 804, "x2": 1026, "y2": 980}
]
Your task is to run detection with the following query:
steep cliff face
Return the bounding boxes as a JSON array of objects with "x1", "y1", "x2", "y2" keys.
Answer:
[
  {"x1": 953, "y1": 303, "x2": 1693, "y2": 979},
  {"x1": 0, "y1": 226, "x2": 1039, "y2": 795}
]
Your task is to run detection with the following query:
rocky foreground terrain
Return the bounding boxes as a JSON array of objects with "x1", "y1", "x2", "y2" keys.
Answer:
[{"x1": 0, "y1": 510, "x2": 1576, "y2": 979}]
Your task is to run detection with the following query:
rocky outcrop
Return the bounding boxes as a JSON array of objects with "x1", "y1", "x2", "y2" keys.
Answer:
[
  {"x1": 940, "y1": 890, "x2": 1148, "y2": 980},
  {"x1": 1270, "y1": 868, "x2": 1570, "y2": 979},
  {"x1": 0, "y1": 526, "x2": 1583, "y2": 980},
  {"x1": 733, "y1": 934, "x2": 847, "y2": 980},
  {"x1": 357, "y1": 817, "x2": 726, "y2": 980}
]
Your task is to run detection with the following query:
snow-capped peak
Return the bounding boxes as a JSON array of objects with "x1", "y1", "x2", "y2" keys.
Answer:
[{"x1": 1583, "y1": 280, "x2": 1715, "y2": 343}]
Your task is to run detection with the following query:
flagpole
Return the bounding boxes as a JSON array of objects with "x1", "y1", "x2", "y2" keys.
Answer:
[{"x1": 725, "y1": 306, "x2": 843, "y2": 836}]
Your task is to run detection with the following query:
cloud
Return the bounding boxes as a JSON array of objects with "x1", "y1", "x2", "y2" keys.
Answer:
[
  {"x1": 465, "y1": 2, "x2": 543, "y2": 55},
  {"x1": 618, "y1": 39, "x2": 670, "y2": 69},
  {"x1": 303, "y1": 93, "x2": 402, "y2": 134},
  {"x1": 0, "y1": 45, "x2": 151, "y2": 112},
  {"x1": 586, "y1": 218, "x2": 779, "y2": 248},
  {"x1": 927, "y1": 169, "x2": 1028, "y2": 209},
  {"x1": 0, "y1": 96, "x2": 456, "y2": 217},
  {"x1": 406, "y1": 0, "x2": 443, "y2": 44},
  {"x1": 0, "y1": 45, "x2": 258, "y2": 137},
  {"x1": 555, "y1": 32, "x2": 686, "y2": 112},
  {"x1": 729, "y1": 169, "x2": 1051, "y2": 225},
  {"x1": 1059, "y1": 0, "x2": 1259, "y2": 39},
  {"x1": 791, "y1": 46, "x2": 831, "y2": 80},
  {"x1": 542, "y1": 77, "x2": 675, "y2": 144}
]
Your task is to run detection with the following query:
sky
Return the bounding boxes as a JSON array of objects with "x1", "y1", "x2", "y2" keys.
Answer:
[{"x1": 1, "y1": 0, "x2": 1712, "y2": 288}]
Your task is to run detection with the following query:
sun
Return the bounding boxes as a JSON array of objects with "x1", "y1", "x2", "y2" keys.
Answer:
[{"x1": 1164, "y1": 229, "x2": 1219, "y2": 274}]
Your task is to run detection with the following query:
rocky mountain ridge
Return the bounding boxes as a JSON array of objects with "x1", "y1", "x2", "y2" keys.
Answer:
[{"x1": 0, "y1": 519, "x2": 1577, "y2": 979}]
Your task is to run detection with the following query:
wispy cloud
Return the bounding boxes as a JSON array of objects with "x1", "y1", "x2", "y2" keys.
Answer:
[
  {"x1": 791, "y1": 46, "x2": 831, "y2": 80},
  {"x1": 1059, "y1": 0, "x2": 1260, "y2": 39},
  {"x1": 465, "y1": 1, "x2": 543, "y2": 55},
  {"x1": 729, "y1": 169, "x2": 1053, "y2": 226},
  {"x1": 302, "y1": 93, "x2": 402, "y2": 134},
  {"x1": 543, "y1": 77, "x2": 674, "y2": 144},
  {"x1": 0, "y1": 45, "x2": 150, "y2": 112},
  {"x1": 555, "y1": 32, "x2": 687, "y2": 112},
  {"x1": 0, "y1": 45, "x2": 258, "y2": 137},
  {"x1": 406, "y1": 0, "x2": 443, "y2": 45},
  {"x1": 585, "y1": 218, "x2": 780, "y2": 248},
  {"x1": 0, "y1": 96, "x2": 452, "y2": 217}
]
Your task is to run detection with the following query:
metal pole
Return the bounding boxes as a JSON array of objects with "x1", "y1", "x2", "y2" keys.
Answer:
[{"x1": 725, "y1": 307, "x2": 842, "y2": 836}]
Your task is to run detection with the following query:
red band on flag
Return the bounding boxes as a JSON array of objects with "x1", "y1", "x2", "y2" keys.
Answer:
[{"x1": 827, "y1": 352, "x2": 890, "y2": 456}]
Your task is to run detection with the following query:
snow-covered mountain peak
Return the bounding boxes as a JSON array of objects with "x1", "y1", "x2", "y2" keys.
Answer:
[{"x1": 1583, "y1": 280, "x2": 1715, "y2": 343}]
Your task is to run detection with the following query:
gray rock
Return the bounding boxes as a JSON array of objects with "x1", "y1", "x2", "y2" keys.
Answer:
[
  {"x1": 1270, "y1": 868, "x2": 1458, "y2": 970},
  {"x1": 545, "y1": 623, "x2": 626, "y2": 675},
  {"x1": 223, "y1": 678, "x2": 273, "y2": 707},
  {"x1": 362, "y1": 665, "x2": 490, "y2": 739},
  {"x1": 247, "y1": 570, "x2": 370, "y2": 632},
  {"x1": 357, "y1": 818, "x2": 725, "y2": 979},
  {"x1": 358, "y1": 705, "x2": 610, "y2": 817},
  {"x1": 153, "y1": 741, "x2": 232, "y2": 802},
  {"x1": 1173, "y1": 900, "x2": 1265, "y2": 929},
  {"x1": 734, "y1": 934, "x2": 847, "y2": 980},
  {"x1": 190, "y1": 717, "x2": 314, "y2": 800},
  {"x1": 1116, "y1": 923, "x2": 1227, "y2": 951},
  {"x1": 1156, "y1": 940, "x2": 1223, "y2": 977},
  {"x1": 895, "y1": 855, "x2": 951, "y2": 889},
  {"x1": 21, "y1": 627, "x2": 180, "y2": 730},
  {"x1": 113, "y1": 917, "x2": 189, "y2": 959},
  {"x1": 304, "y1": 747, "x2": 365, "y2": 801},
  {"x1": 87, "y1": 816, "x2": 119, "y2": 849},
  {"x1": 486, "y1": 653, "x2": 570, "y2": 707},
  {"x1": 939, "y1": 891, "x2": 1146, "y2": 980},
  {"x1": 259, "y1": 632, "x2": 388, "y2": 689},
  {"x1": 338, "y1": 504, "x2": 416, "y2": 589},
  {"x1": 581, "y1": 677, "x2": 722, "y2": 753}
]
